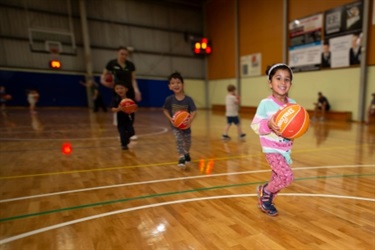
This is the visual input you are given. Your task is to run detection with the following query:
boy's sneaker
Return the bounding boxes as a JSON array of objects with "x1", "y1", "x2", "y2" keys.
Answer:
[
  {"x1": 130, "y1": 135, "x2": 138, "y2": 140},
  {"x1": 184, "y1": 153, "x2": 191, "y2": 164},
  {"x1": 121, "y1": 145, "x2": 128, "y2": 150},
  {"x1": 239, "y1": 133, "x2": 246, "y2": 139},
  {"x1": 178, "y1": 156, "x2": 185, "y2": 167},
  {"x1": 256, "y1": 184, "x2": 278, "y2": 216},
  {"x1": 222, "y1": 134, "x2": 231, "y2": 140}
]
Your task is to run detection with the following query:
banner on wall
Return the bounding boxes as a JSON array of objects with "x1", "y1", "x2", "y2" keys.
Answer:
[
  {"x1": 240, "y1": 53, "x2": 261, "y2": 77},
  {"x1": 289, "y1": 41, "x2": 322, "y2": 72},
  {"x1": 329, "y1": 34, "x2": 352, "y2": 68},
  {"x1": 289, "y1": 14, "x2": 323, "y2": 42},
  {"x1": 288, "y1": 13, "x2": 323, "y2": 72},
  {"x1": 329, "y1": 33, "x2": 363, "y2": 68},
  {"x1": 324, "y1": 1, "x2": 363, "y2": 39},
  {"x1": 323, "y1": 1, "x2": 363, "y2": 68}
]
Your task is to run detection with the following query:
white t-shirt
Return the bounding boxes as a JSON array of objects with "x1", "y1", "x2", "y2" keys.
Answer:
[
  {"x1": 225, "y1": 94, "x2": 238, "y2": 116},
  {"x1": 28, "y1": 92, "x2": 39, "y2": 105}
]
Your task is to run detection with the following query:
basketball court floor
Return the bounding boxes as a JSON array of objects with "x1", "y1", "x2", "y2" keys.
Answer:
[{"x1": 0, "y1": 108, "x2": 374, "y2": 249}]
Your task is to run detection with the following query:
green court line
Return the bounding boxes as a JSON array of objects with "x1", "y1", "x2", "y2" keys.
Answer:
[{"x1": 0, "y1": 173, "x2": 374, "y2": 223}]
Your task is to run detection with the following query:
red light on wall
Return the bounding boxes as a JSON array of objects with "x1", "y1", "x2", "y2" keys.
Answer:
[
  {"x1": 49, "y1": 60, "x2": 61, "y2": 69},
  {"x1": 205, "y1": 46, "x2": 212, "y2": 55}
]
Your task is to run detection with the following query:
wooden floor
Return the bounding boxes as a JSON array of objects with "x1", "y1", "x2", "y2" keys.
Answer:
[{"x1": 0, "y1": 108, "x2": 374, "y2": 250}]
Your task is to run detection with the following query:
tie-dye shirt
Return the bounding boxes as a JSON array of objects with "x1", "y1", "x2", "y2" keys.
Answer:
[{"x1": 251, "y1": 95, "x2": 296, "y2": 164}]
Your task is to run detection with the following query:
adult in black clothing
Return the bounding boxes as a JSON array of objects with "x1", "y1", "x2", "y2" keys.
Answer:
[
  {"x1": 366, "y1": 93, "x2": 375, "y2": 125},
  {"x1": 313, "y1": 92, "x2": 330, "y2": 121},
  {"x1": 101, "y1": 46, "x2": 141, "y2": 139}
]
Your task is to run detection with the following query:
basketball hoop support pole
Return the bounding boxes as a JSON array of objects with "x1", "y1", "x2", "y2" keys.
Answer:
[{"x1": 79, "y1": 0, "x2": 94, "y2": 109}]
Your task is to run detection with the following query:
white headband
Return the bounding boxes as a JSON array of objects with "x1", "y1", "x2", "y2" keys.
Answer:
[{"x1": 267, "y1": 63, "x2": 293, "y2": 80}]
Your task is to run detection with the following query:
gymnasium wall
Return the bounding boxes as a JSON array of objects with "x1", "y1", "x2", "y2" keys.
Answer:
[
  {"x1": 0, "y1": 0, "x2": 204, "y2": 78},
  {"x1": 205, "y1": 0, "x2": 236, "y2": 79},
  {"x1": 1, "y1": 0, "x2": 373, "y2": 114},
  {"x1": 204, "y1": 0, "x2": 375, "y2": 122},
  {"x1": 0, "y1": 70, "x2": 178, "y2": 108},
  {"x1": 0, "y1": 0, "x2": 206, "y2": 109}
]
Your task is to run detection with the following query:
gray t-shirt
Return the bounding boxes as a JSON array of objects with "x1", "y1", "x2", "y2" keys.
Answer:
[{"x1": 163, "y1": 94, "x2": 196, "y2": 117}]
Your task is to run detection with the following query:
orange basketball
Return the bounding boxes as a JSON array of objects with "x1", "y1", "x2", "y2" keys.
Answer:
[
  {"x1": 120, "y1": 98, "x2": 137, "y2": 114},
  {"x1": 105, "y1": 73, "x2": 114, "y2": 83},
  {"x1": 172, "y1": 110, "x2": 191, "y2": 130},
  {"x1": 4, "y1": 94, "x2": 12, "y2": 100},
  {"x1": 273, "y1": 103, "x2": 310, "y2": 139}
]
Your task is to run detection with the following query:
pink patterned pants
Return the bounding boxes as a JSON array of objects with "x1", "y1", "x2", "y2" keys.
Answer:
[{"x1": 264, "y1": 153, "x2": 294, "y2": 193}]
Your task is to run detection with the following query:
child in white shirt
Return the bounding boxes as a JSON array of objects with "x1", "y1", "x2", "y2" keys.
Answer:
[{"x1": 222, "y1": 84, "x2": 246, "y2": 140}]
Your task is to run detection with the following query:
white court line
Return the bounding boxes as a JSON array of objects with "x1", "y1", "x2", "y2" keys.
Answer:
[
  {"x1": 0, "y1": 193, "x2": 374, "y2": 245},
  {"x1": 1, "y1": 164, "x2": 374, "y2": 203}
]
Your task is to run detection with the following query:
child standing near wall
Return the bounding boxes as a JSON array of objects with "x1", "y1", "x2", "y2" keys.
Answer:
[
  {"x1": 27, "y1": 89, "x2": 39, "y2": 113},
  {"x1": 163, "y1": 72, "x2": 197, "y2": 168},
  {"x1": 80, "y1": 79, "x2": 107, "y2": 112},
  {"x1": 222, "y1": 84, "x2": 246, "y2": 140},
  {"x1": 251, "y1": 63, "x2": 296, "y2": 216}
]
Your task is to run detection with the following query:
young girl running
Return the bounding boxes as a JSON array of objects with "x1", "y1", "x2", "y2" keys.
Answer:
[{"x1": 251, "y1": 63, "x2": 296, "y2": 216}]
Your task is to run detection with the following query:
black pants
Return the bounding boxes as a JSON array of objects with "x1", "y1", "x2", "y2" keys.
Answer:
[{"x1": 117, "y1": 113, "x2": 135, "y2": 146}]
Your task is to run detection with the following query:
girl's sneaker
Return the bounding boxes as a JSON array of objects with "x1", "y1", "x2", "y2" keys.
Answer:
[{"x1": 256, "y1": 184, "x2": 278, "y2": 216}]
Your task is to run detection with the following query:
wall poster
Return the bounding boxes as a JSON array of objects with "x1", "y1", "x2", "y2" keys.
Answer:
[
  {"x1": 323, "y1": 1, "x2": 363, "y2": 68},
  {"x1": 288, "y1": 14, "x2": 323, "y2": 72},
  {"x1": 240, "y1": 53, "x2": 261, "y2": 77}
]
